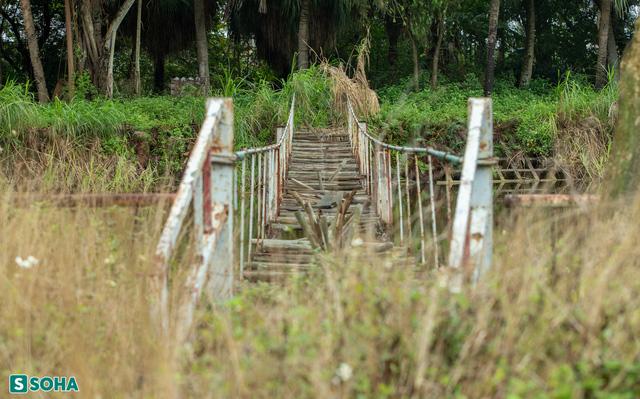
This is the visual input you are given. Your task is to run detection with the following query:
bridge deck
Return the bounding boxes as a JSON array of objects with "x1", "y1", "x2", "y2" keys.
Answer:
[{"x1": 243, "y1": 128, "x2": 394, "y2": 282}]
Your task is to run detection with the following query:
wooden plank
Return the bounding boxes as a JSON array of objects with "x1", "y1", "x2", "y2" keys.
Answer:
[
  {"x1": 504, "y1": 194, "x2": 599, "y2": 208},
  {"x1": 11, "y1": 193, "x2": 175, "y2": 208}
]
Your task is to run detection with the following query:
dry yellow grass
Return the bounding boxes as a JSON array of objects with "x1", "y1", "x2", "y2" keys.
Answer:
[
  {"x1": 1, "y1": 159, "x2": 639, "y2": 397},
  {"x1": 0, "y1": 192, "x2": 175, "y2": 396},
  {"x1": 180, "y1": 195, "x2": 640, "y2": 398},
  {"x1": 320, "y1": 36, "x2": 380, "y2": 119}
]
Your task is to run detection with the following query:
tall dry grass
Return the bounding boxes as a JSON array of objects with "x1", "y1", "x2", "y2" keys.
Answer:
[
  {"x1": 0, "y1": 188, "x2": 177, "y2": 396},
  {"x1": 1, "y1": 159, "x2": 639, "y2": 398},
  {"x1": 181, "y1": 197, "x2": 640, "y2": 398}
]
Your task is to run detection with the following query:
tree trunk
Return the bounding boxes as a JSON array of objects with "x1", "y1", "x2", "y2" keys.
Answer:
[
  {"x1": 19, "y1": 0, "x2": 49, "y2": 103},
  {"x1": 607, "y1": 19, "x2": 640, "y2": 197},
  {"x1": 194, "y1": 0, "x2": 210, "y2": 94},
  {"x1": 79, "y1": 0, "x2": 135, "y2": 97},
  {"x1": 596, "y1": 0, "x2": 611, "y2": 89},
  {"x1": 518, "y1": 0, "x2": 535, "y2": 88},
  {"x1": 297, "y1": 0, "x2": 311, "y2": 70},
  {"x1": 411, "y1": 35, "x2": 420, "y2": 91},
  {"x1": 385, "y1": 15, "x2": 401, "y2": 68},
  {"x1": 64, "y1": 0, "x2": 75, "y2": 98},
  {"x1": 431, "y1": 13, "x2": 445, "y2": 89},
  {"x1": 105, "y1": 0, "x2": 136, "y2": 98},
  {"x1": 153, "y1": 54, "x2": 165, "y2": 93},
  {"x1": 607, "y1": 17, "x2": 620, "y2": 81},
  {"x1": 484, "y1": 0, "x2": 500, "y2": 97},
  {"x1": 134, "y1": 0, "x2": 142, "y2": 95}
]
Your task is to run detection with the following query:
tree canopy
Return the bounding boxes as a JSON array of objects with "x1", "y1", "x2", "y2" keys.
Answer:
[{"x1": 1, "y1": 0, "x2": 639, "y2": 97}]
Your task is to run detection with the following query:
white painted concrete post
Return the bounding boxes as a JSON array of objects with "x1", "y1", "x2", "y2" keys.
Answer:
[
  {"x1": 448, "y1": 98, "x2": 493, "y2": 289},
  {"x1": 206, "y1": 98, "x2": 235, "y2": 301},
  {"x1": 469, "y1": 98, "x2": 493, "y2": 283}
]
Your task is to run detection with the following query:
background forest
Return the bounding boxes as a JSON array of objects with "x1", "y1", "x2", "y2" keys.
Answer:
[{"x1": 1, "y1": 0, "x2": 637, "y2": 188}]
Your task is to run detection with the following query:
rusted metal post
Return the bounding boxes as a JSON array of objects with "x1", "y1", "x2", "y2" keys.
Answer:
[
  {"x1": 206, "y1": 98, "x2": 236, "y2": 301},
  {"x1": 396, "y1": 152, "x2": 404, "y2": 244},
  {"x1": 386, "y1": 150, "x2": 393, "y2": 224},
  {"x1": 404, "y1": 153, "x2": 412, "y2": 240},
  {"x1": 415, "y1": 155, "x2": 426, "y2": 264},
  {"x1": 261, "y1": 151, "x2": 268, "y2": 237},
  {"x1": 247, "y1": 155, "x2": 256, "y2": 264},
  {"x1": 239, "y1": 157, "x2": 246, "y2": 277},
  {"x1": 428, "y1": 155, "x2": 440, "y2": 268},
  {"x1": 256, "y1": 153, "x2": 263, "y2": 240},
  {"x1": 376, "y1": 147, "x2": 392, "y2": 225}
]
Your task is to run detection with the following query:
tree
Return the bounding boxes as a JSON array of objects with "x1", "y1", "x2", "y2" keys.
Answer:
[
  {"x1": 297, "y1": 0, "x2": 311, "y2": 69},
  {"x1": 64, "y1": 0, "x2": 75, "y2": 98},
  {"x1": 384, "y1": 14, "x2": 402, "y2": 69},
  {"x1": 596, "y1": 0, "x2": 612, "y2": 88},
  {"x1": 134, "y1": 0, "x2": 142, "y2": 95},
  {"x1": 518, "y1": 0, "x2": 535, "y2": 88},
  {"x1": 430, "y1": 5, "x2": 447, "y2": 89},
  {"x1": 78, "y1": 0, "x2": 136, "y2": 97},
  {"x1": 484, "y1": 0, "x2": 500, "y2": 96},
  {"x1": 19, "y1": 0, "x2": 49, "y2": 102},
  {"x1": 390, "y1": 0, "x2": 433, "y2": 90},
  {"x1": 194, "y1": 0, "x2": 210, "y2": 93},
  {"x1": 121, "y1": 0, "x2": 214, "y2": 93},
  {"x1": 228, "y1": 0, "x2": 355, "y2": 77}
]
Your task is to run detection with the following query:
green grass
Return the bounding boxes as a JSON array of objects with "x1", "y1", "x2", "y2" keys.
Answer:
[
  {"x1": 371, "y1": 74, "x2": 617, "y2": 159},
  {"x1": 0, "y1": 67, "x2": 336, "y2": 191},
  {"x1": 0, "y1": 69, "x2": 618, "y2": 190}
]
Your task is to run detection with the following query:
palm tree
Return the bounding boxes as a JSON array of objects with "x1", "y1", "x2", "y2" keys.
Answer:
[
  {"x1": 484, "y1": 0, "x2": 501, "y2": 96},
  {"x1": 228, "y1": 0, "x2": 354, "y2": 77},
  {"x1": 121, "y1": 0, "x2": 214, "y2": 92},
  {"x1": 19, "y1": 0, "x2": 49, "y2": 102}
]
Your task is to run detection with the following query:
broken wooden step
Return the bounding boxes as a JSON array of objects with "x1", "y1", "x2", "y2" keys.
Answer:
[
  {"x1": 245, "y1": 262, "x2": 316, "y2": 271},
  {"x1": 243, "y1": 270, "x2": 311, "y2": 283},
  {"x1": 251, "y1": 238, "x2": 313, "y2": 251}
]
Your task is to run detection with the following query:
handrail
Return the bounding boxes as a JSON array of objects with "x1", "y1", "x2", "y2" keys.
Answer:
[
  {"x1": 235, "y1": 95, "x2": 295, "y2": 158},
  {"x1": 346, "y1": 99, "x2": 462, "y2": 164},
  {"x1": 153, "y1": 98, "x2": 235, "y2": 343},
  {"x1": 345, "y1": 96, "x2": 493, "y2": 286},
  {"x1": 234, "y1": 94, "x2": 296, "y2": 277}
]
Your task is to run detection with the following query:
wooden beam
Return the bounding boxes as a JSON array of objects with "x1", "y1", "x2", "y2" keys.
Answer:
[
  {"x1": 504, "y1": 194, "x2": 599, "y2": 208},
  {"x1": 11, "y1": 193, "x2": 175, "y2": 208}
]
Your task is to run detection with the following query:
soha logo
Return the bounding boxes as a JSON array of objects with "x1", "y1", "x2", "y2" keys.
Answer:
[{"x1": 9, "y1": 374, "x2": 79, "y2": 394}]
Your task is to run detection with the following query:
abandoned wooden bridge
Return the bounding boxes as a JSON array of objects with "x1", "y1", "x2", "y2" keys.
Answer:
[{"x1": 152, "y1": 95, "x2": 495, "y2": 341}]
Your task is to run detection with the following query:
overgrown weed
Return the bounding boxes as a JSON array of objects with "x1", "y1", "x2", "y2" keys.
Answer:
[{"x1": 183, "y1": 195, "x2": 640, "y2": 398}]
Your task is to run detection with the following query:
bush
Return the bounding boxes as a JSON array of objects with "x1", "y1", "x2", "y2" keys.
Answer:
[{"x1": 369, "y1": 75, "x2": 617, "y2": 161}]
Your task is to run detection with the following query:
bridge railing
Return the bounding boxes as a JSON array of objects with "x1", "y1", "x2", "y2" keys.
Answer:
[
  {"x1": 235, "y1": 95, "x2": 296, "y2": 277},
  {"x1": 346, "y1": 97, "x2": 494, "y2": 284},
  {"x1": 153, "y1": 98, "x2": 235, "y2": 342}
]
